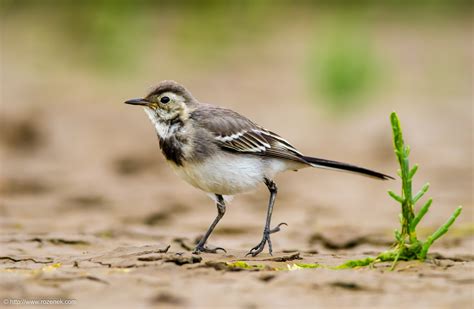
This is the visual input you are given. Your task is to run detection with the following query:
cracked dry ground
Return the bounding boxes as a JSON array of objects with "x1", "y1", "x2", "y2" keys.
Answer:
[
  {"x1": 1, "y1": 232, "x2": 473, "y2": 308},
  {"x1": 1, "y1": 92, "x2": 473, "y2": 308}
]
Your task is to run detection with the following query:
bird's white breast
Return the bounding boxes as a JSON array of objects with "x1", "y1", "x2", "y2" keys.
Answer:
[
  {"x1": 170, "y1": 153, "x2": 266, "y2": 195},
  {"x1": 169, "y1": 153, "x2": 305, "y2": 195}
]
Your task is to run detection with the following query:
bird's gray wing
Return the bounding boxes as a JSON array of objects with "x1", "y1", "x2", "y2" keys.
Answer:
[{"x1": 190, "y1": 106, "x2": 306, "y2": 163}]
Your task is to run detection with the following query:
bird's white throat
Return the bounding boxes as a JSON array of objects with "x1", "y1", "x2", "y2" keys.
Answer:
[{"x1": 143, "y1": 107, "x2": 172, "y2": 139}]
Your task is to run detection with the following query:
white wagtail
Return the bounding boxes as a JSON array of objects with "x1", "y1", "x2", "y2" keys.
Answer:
[{"x1": 125, "y1": 80, "x2": 392, "y2": 256}]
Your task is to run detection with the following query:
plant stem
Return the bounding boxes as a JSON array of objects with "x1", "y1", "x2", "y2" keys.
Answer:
[
  {"x1": 419, "y1": 206, "x2": 463, "y2": 259},
  {"x1": 390, "y1": 112, "x2": 417, "y2": 243},
  {"x1": 411, "y1": 199, "x2": 432, "y2": 231}
]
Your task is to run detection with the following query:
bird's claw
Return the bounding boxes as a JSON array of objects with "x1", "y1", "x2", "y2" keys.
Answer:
[
  {"x1": 269, "y1": 222, "x2": 288, "y2": 234},
  {"x1": 246, "y1": 222, "x2": 287, "y2": 257},
  {"x1": 193, "y1": 245, "x2": 227, "y2": 254}
]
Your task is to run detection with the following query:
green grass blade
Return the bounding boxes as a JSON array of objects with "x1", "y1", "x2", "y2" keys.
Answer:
[
  {"x1": 388, "y1": 191, "x2": 404, "y2": 203},
  {"x1": 409, "y1": 164, "x2": 418, "y2": 179},
  {"x1": 419, "y1": 206, "x2": 463, "y2": 259},
  {"x1": 412, "y1": 183, "x2": 430, "y2": 204},
  {"x1": 390, "y1": 112, "x2": 404, "y2": 154},
  {"x1": 335, "y1": 257, "x2": 375, "y2": 269},
  {"x1": 410, "y1": 199, "x2": 432, "y2": 230}
]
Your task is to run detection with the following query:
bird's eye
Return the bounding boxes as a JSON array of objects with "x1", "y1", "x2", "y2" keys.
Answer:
[{"x1": 160, "y1": 96, "x2": 170, "y2": 104}]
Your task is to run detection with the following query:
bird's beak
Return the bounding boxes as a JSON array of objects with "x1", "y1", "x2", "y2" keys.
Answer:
[{"x1": 124, "y1": 98, "x2": 150, "y2": 106}]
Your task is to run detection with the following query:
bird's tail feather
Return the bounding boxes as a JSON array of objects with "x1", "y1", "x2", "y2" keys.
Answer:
[{"x1": 301, "y1": 156, "x2": 393, "y2": 180}]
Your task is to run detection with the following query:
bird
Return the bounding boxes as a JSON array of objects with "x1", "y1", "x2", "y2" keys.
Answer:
[{"x1": 124, "y1": 80, "x2": 393, "y2": 256}]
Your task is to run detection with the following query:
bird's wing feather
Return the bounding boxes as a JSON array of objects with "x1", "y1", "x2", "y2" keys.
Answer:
[{"x1": 190, "y1": 106, "x2": 306, "y2": 163}]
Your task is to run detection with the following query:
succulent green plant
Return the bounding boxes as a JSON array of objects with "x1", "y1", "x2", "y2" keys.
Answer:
[{"x1": 338, "y1": 112, "x2": 462, "y2": 270}]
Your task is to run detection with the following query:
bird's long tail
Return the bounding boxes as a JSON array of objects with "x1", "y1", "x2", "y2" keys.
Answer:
[{"x1": 301, "y1": 156, "x2": 393, "y2": 180}]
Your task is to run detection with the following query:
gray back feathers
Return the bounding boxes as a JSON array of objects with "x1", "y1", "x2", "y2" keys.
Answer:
[{"x1": 190, "y1": 105, "x2": 306, "y2": 164}]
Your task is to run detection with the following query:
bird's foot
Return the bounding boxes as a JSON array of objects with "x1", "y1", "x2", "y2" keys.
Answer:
[
  {"x1": 246, "y1": 222, "x2": 287, "y2": 257},
  {"x1": 193, "y1": 244, "x2": 226, "y2": 254}
]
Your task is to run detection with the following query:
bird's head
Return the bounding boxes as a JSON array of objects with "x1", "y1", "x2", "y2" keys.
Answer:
[{"x1": 124, "y1": 80, "x2": 197, "y2": 121}]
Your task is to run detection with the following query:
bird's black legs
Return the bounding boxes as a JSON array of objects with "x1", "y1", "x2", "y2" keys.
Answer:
[
  {"x1": 193, "y1": 194, "x2": 227, "y2": 254},
  {"x1": 246, "y1": 178, "x2": 287, "y2": 256}
]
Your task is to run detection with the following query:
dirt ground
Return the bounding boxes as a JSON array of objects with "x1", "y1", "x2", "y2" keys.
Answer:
[{"x1": 1, "y1": 10, "x2": 473, "y2": 309}]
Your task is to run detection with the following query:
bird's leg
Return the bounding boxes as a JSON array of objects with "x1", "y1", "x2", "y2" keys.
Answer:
[
  {"x1": 246, "y1": 178, "x2": 287, "y2": 257},
  {"x1": 193, "y1": 194, "x2": 227, "y2": 254}
]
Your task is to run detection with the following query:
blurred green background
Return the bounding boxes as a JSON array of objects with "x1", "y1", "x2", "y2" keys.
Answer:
[{"x1": 2, "y1": 0, "x2": 472, "y2": 112}]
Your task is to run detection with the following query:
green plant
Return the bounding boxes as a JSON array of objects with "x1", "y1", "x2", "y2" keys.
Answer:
[{"x1": 338, "y1": 112, "x2": 462, "y2": 270}]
